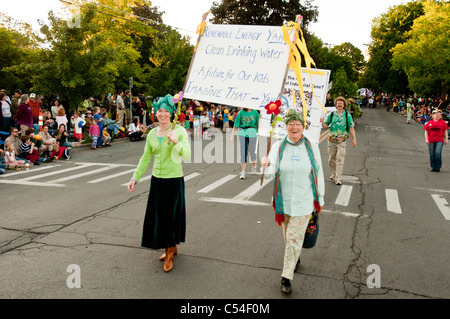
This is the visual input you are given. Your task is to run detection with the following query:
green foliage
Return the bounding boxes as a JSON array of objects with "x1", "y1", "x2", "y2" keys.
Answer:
[
  {"x1": 391, "y1": 0, "x2": 449, "y2": 97},
  {"x1": 362, "y1": 0, "x2": 425, "y2": 94},
  {"x1": 306, "y1": 34, "x2": 355, "y2": 83},
  {"x1": 329, "y1": 67, "x2": 357, "y2": 99},
  {"x1": 331, "y1": 42, "x2": 366, "y2": 82},
  {"x1": 144, "y1": 25, "x2": 194, "y2": 98},
  {"x1": 1, "y1": 1, "x2": 194, "y2": 110},
  {"x1": 210, "y1": 0, "x2": 319, "y2": 28},
  {"x1": 0, "y1": 15, "x2": 41, "y2": 92}
]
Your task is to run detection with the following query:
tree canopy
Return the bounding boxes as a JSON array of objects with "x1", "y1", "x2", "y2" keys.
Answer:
[
  {"x1": 391, "y1": 0, "x2": 449, "y2": 97},
  {"x1": 210, "y1": 0, "x2": 318, "y2": 30},
  {"x1": 1, "y1": 0, "x2": 194, "y2": 110},
  {"x1": 359, "y1": 0, "x2": 425, "y2": 95}
]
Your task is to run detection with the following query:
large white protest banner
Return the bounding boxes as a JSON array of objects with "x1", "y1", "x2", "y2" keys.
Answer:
[
  {"x1": 183, "y1": 24, "x2": 293, "y2": 109},
  {"x1": 258, "y1": 68, "x2": 331, "y2": 144}
]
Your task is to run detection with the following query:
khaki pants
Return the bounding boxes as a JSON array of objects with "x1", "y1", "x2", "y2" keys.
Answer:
[
  {"x1": 20, "y1": 124, "x2": 33, "y2": 136},
  {"x1": 222, "y1": 122, "x2": 229, "y2": 132},
  {"x1": 117, "y1": 109, "x2": 124, "y2": 127},
  {"x1": 40, "y1": 138, "x2": 57, "y2": 153},
  {"x1": 281, "y1": 214, "x2": 311, "y2": 281},
  {"x1": 328, "y1": 141, "x2": 347, "y2": 182}
]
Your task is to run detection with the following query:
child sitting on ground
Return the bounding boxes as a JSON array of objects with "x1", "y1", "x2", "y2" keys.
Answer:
[
  {"x1": 19, "y1": 135, "x2": 48, "y2": 165},
  {"x1": 4, "y1": 144, "x2": 26, "y2": 168},
  {"x1": 89, "y1": 118, "x2": 100, "y2": 150},
  {"x1": 102, "y1": 128, "x2": 112, "y2": 147},
  {"x1": 49, "y1": 143, "x2": 66, "y2": 161}
]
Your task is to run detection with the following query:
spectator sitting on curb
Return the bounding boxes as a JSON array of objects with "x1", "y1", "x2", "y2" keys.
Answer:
[
  {"x1": 102, "y1": 128, "x2": 112, "y2": 147},
  {"x1": 128, "y1": 116, "x2": 147, "y2": 141},
  {"x1": 19, "y1": 135, "x2": 51, "y2": 165},
  {"x1": 39, "y1": 124, "x2": 58, "y2": 158},
  {"x1": 4, "y1": 127, "x2": 25, "y2": 160},
  {"x1": 102, "y1": 112, "x2": 120, "y2": 138}
]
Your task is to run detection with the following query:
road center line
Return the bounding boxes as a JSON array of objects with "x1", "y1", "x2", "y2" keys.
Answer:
[{"x1": 386, "y1": 189, "x2": 402, "y2": 215}]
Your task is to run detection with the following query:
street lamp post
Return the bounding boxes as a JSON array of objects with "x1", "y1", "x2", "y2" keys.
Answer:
[{"x1": 129, "y1": 77, "x2": 133, "y2": 124}]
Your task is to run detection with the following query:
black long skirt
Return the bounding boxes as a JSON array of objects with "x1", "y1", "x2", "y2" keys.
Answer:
[{"x1": 141, "y1": 176, "x2": 186, "y2": 249}]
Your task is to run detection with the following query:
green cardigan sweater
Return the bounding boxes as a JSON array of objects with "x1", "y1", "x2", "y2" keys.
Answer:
[{"x1": 133, "y1": 125, "x2": 191, "y2": 182}]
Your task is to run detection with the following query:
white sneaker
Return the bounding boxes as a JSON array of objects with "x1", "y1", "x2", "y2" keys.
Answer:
[
  {"x1": 252, "y1": 166, "x2": 257, "y2": 175},
  {"x1": 240, "y1": 171, "x2": 246, "y2": 179}
]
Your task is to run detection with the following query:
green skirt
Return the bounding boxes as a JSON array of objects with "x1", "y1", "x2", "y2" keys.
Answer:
[{"x1": 141, "y1": 176, "x2": 186, "y2": 249}]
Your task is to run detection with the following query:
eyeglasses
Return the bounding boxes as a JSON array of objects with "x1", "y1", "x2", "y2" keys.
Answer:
[{"x1": 288, "y1": 123, "x2": 303, "y2": 127}]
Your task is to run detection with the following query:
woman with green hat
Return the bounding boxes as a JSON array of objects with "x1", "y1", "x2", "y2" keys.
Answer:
[
  {"x1": 261, "y1": 108, "x2": 325, "y2": 294},
  {"x1": 128, "y1": 94, "x2": 191, "y2": 273}
]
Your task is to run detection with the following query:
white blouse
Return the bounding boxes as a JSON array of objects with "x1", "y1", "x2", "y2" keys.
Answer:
[{"x1": 263, "y1": 138, "x2": 325, "y2": 217}]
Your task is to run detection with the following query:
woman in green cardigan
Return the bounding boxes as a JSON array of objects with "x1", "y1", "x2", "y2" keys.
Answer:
[{"x1": 128, "y1": 94, "x2": 191, "y2": 272}]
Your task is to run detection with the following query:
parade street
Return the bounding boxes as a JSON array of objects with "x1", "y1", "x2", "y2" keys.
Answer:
[{"x1": 0, "y1": 107, "x2": 449, "y2": 299}]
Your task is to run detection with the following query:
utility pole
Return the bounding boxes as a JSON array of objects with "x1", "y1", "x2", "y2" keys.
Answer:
[{"x1": 129, "y1": 77, "x2": 133, "y2": 124}]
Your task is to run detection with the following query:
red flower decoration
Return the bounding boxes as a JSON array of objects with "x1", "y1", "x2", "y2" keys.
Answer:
[{"x1": 264, "y1": 100, "x2": 281, "y2": 115}]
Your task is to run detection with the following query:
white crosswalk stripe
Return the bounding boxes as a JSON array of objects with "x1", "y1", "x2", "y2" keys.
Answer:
[
  {"x1": 88, "y1": 169, "x2": 136, "y2": 184},
  {"x1": 19, "y1": 165, "x2": 88, "y2": 182},
  {"x1": 431, "y1": 194, "x2": 450, "y2": 221},
  {"x1": 48, "y1": 166, "x2": 114, "y2": 184},
  {"x1": 335, "y1": 185, "x2": 353, "y2": 206},
  {"x1": 197, "y1": 175, "x2": 236, "y2": 194},
  {"x1": 386, "y1": 189, "x2": 402, "y2": 215},
  {"x1": 1, "y1": 165, "x2": 449, "y2": 222}
]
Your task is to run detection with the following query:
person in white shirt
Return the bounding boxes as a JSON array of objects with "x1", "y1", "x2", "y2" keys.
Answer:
[
  {"x1": 128, "y1": 117, "x2": 147, "y2": 141},
  {"x1": 116, "y1": 90, "x2": 125, "y2": 128}
]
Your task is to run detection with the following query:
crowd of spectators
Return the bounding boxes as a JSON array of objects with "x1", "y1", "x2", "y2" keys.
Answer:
[
  {"x1": 0, "y1": 89, "x2": 151, "y2": 174},
  {"x1": 0, "y1": 88, "x2": 241, "y2": 175},
  {"x1": 359, "y1": 94, "x2": 450, "y2": 125}
]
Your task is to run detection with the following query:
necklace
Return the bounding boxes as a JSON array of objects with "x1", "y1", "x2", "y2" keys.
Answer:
[{"x1": 158, "y1": 127, "x2": 169, "y2": 132}]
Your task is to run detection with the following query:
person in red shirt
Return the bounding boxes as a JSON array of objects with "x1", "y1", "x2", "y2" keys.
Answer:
[
  {"x1": 424, "y1": 109, "x2": 449, "y2": 172},
  {"x1": 187, "y1": 105, "x2": 194, "y2": 132},
  {"x1": 28, "y1": 93, "x2": 41, "y2": 124}
]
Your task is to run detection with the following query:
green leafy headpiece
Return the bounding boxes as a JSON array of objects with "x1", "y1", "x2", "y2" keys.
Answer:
[
  {"x1": 283, "y1": 108, "x2": 305, "y2": 126},
  {"x1": 154, "y1": 94, "x2": 177, "y2": 115}
]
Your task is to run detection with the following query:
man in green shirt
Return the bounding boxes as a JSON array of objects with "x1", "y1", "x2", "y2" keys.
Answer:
[{"x1": 321, "y1": 96, "x2": 357, "y2": 185}]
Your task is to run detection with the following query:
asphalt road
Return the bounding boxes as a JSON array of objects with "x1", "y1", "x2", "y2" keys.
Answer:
[{"x1": 0, "y1": 106, "x2": 449, "y2": 301}]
